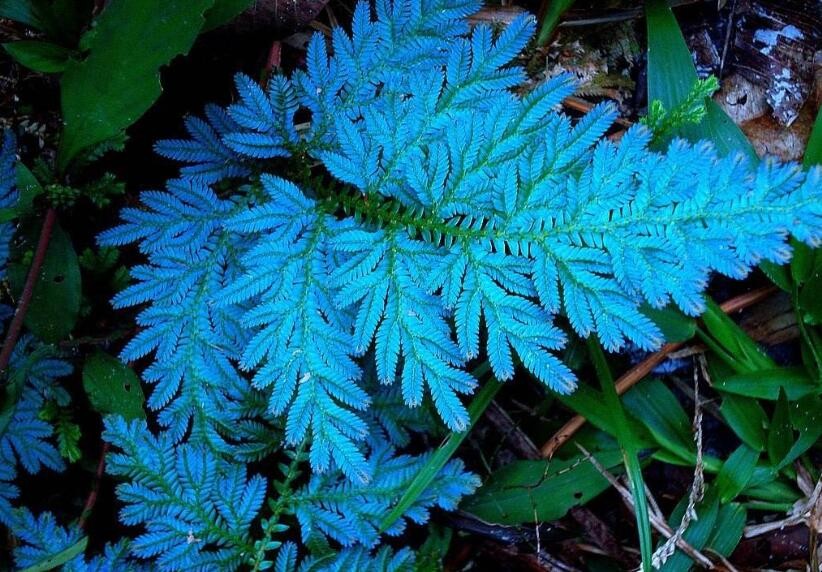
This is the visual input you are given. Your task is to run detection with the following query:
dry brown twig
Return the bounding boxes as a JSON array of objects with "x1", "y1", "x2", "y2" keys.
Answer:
[{"x1": 540, "y1": 286, "x2": 777, "y2": 458}]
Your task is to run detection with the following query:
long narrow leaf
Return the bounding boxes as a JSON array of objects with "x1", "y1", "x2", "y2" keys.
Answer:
[{"x1": 380, "y1": 363, "x2": 499, "y2": 532}]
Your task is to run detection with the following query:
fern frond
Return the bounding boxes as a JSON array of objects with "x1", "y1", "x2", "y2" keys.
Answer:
[
  {"x1": 155, "y1": 105, "x2": 250, "y2": 184},
  {"x1": 221, "y1": 175, "x2": 371, "y2": 481},
  {"x1": 103, "y1": 417, "x2": 266, "y2": 571},
  {"x1": 0, "y1": 338, "x2": 72, "y2": 525},
  {"x1": 99, "y1": 179, "x2": 267, "y2": 450},
  {"x1": 292, "y1": 436, "x2": 478, "y2": 547}
]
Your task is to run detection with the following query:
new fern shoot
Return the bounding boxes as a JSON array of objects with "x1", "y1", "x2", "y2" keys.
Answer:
[{"x1": 1, "y1": 0, "x2": 821, "y2": 570}]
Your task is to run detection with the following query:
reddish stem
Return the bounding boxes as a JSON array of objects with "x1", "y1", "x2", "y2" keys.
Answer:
[
  {"x1": 78, "y1": 442, "x2": 109, "y2": 530},
  {"x1": 0, "y1": 208, "x2": 57, "y2": 377}
]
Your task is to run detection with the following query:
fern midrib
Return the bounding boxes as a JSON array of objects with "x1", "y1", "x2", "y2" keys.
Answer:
[
  {"x1": 323, "y1": 185, "x2": 807, "y2": 260},
  {"x1": 127, "y1": 449, "x2": 255, "y2": 555}
]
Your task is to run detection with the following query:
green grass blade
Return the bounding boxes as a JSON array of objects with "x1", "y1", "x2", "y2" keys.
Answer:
[
  {"x1": 379, "y1": 362, "x2": 500, "y2": 533},
  {"x1": 587, "y1": 339, "x2": 653, "y2": 571},
  {"x1": 536, "y1": 0, "x2": 576, "y2": 45},
  {"x1": 645, "y1": 0, "x2": 757, "y2": 161}
]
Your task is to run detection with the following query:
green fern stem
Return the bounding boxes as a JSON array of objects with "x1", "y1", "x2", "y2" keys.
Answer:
[
  {"x1": 249, "y1": 443, "x2": 307, "y2": 571},
  {"x1": 320, "y1": 191, "x2": 491, "y2": 245}
]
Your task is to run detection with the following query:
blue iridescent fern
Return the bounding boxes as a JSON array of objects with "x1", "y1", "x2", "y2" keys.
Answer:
[{"x1": 113, "y1": 0, "x2": 822, "y2": 484}]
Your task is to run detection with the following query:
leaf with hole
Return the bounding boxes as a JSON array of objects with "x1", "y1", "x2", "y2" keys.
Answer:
[
  {"x1": 8, "y1": 222, "x2": 80, "y2": 342},
  {"x1": 82, "y1": 351, "x2": 145, "y2": 421},
  {"x1": 462, "y1": 449, "x2": 624, "y2": 524}
]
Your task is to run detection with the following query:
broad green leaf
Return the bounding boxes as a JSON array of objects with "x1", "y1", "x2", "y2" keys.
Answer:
[
  {"x1": 641, "y1": 304, "x2": 696, "y2": 343},
  {"x1": 381, "y1": 364, "x2": 499, "y2": 532},
  {"x1": 745, "y1": 465, "x2": 778, "y2": 488},
  {"x1": 19, "y1": 536, "x2": 88, "y2": 572},
  {"x1": 700, "y1": 298, "x2": 775, "y2": 373},
  {"x1": 716, "y1": 445, "x2": 758, "y2": 503},
  {"x1": 645, "y1": 0, "x2": 756, "y2": 161},
  {"x1": 776, "y1": 394, "x2": 822, "y2": 469},
  {"x1": 713, "y1": 367, "x2": 818, "y2": 401},
  {"x1": 804, "y1": 109, "x2": 822, "y2": 166},
  {"x1": 759, "y1": 261, "x2": 792, "y2": 292},
  {"x1": 462, "y1": 449, "x2": 624, "y2": 524},
  {"x1": 743, "y1": 479, "x2": 800, "y2": 504},
  {"x1": 798, "y1": 273, "x2": 822, "y2": 323},
  {"x1": 659, "y1": 489, "x2": 720, "y2": 572},
  {"x1": 58, "y1": 0, "x2": 216, "y2": 170},
  {"x1": 202, "y1": 0, "x2": 254, "y2": 31},
  {"x1": 82, "y1": 351, "x2": 146, "y2": 421},
  {"x1": 705, "y1": 502, "x2": 746, "y2": 557},
  {"x1": 623, "y1": 379, "x2": 694, "y2": 463},
  {"x1": 3, "y1": 40, "x2": 72, "y2": 73},
  {"x1": 8, "y1": 222, "x2": 80, "y2": 342},
  {"x1": 766, "y1": 391, "x2": 792, "y2": 466},
  {"x1": 719, "y1": 394, "x2": 767, "y2": 451},
  {"x1": 15, "y1": 163, "x2": 43, "y2": 217}
]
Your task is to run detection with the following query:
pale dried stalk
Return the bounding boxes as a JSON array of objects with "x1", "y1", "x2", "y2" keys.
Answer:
[
  {"x1": 651, "y1": 357, "x2": 706, "y2": 568},
  {"x1": 576, "y1": 444, "x2": 716, "y2": 569}
]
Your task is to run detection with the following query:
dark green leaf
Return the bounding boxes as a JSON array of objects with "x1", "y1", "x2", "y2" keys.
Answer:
[
  {"x1": 3, "y1": 40, "x2": 72, "y2": 73},
  {"x1": 57, "y1": 0, "x2": 216, "y2": 170},
  {"x1": 202, "y1": 0, "x2": 254, "y2": 31},
  {"x1": 803, "y1": 108, "x2": 822, "y2": 167},
  {"x1": 0, "y1": 0, "x2": 49, "y2": 30},
  {"x1": 8, "y1": 223, "x2": 80, "y2": 342},
  {"x1": 536, "y1": 0, "x2": 576, "y2": 45},
  {"x1": 15, "y1": 163, "x2": 43, "y2": 216},
  {"x1": 82, "y1": 351, "x2": 146, "y2": 421},
  {"x1": 776, "y1": 395, "x2": 822, "y2": 469},
  {"x1": 716, "y1": 445, "x2": 758, "y2": 503},
  {"x1": 766, "y1": 391, "x2": 792, "y2": 466},
  {"x1": 713, "y1": 367, "x2": 818, "y2": 401},
  {"x1": 623, "y1": 379, "x2": 694, "y2": 463},
  {"x1": 659, "y1": 489, "x2": 719, "y2": 572},
  {"x1": 798, "y1": 272, "x2": 822, "y2": 323},
  {"x1": 700, "y1": 298, "x2": 775, "y2": 373},
  {"x1": 759, "y1": 261, "x2": 792, "y2": 292},
  {"x1": 719, "y1": 394, "x2": 767, "y2": 451},
  {"x1": 743, "y1": 479, "x2": 800, "y2": 504},
  {"x1": 705, "y1": 502, "x2": 746, "y2": 557},
  {"x1": 381, "y1": 364, "x2": 499, "y2": 532},
  {"x1": 641, "y1": 304, "x2": 696, "y2": 343},
  {"x1": 586, "y1": 340, "x2": 653, "y2": 570},
  {"x1": 18, "y1": 536, "x2": 88, "y2": 572},
  {"x1": 462, "y1": 449, "x2": 624, "y2": 524}
]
